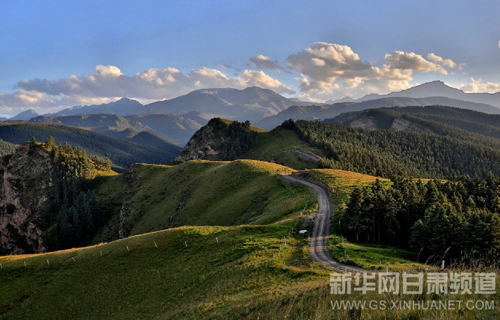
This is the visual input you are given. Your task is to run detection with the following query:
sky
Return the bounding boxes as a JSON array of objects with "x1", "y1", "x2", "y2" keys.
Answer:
[{"x1": 1, "y1": 0, "x2": 500, "y2": 116}]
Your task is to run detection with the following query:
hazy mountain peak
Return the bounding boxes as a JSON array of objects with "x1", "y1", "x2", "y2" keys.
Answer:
[
  {"x1": 325, "y1": 96, "x2": 355, "y2": 104},
  {"x1": 129, "y1": 86, "x2": 320, "y2": 123},
  {"x1": 10, "y1": 108, "x2": 39, "y2": 121},
  {"x1": 48, "y1": 97, "x2": 142, "y2": 117}
]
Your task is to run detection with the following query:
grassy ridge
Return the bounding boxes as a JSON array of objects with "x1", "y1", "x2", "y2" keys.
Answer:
[
  {"x1": 93, "y1": 160, "x2": 315, "y2": 242},
  {"x1": 0, "y1": 224, "x2": 335, "y2": 319},
  {"x1": 1, "y1": 224, "x2": 498, "y2": 319},
  {"x1": 242, "y1": 127, "x2": 326, "y2": 170}
]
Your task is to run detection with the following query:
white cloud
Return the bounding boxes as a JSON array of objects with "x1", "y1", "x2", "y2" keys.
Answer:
[
  {"x1": 235, "y1": 70, "x2": 294, "y2": 93},
  {"x1": 2, "y1": 64, "x2": 294, "y2": 116},
  {"x1": 286, "y1": 42, "x2": 464, "y2": 101},
  {"x1": 427, "y1": 53, "x2": 457, "y2": 68},
  {"x1": 460, "y1": 77, "x2": 500, "y2": 93},
  {"x1": 385, "y1": 51, "x2": 447, "y2": 74},
  {"x1": 95, "y1": 65, "x2": 123, "y2": 78}
]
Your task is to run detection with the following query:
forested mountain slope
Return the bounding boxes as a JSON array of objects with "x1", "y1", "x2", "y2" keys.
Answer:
[
  {"x1": 283, "y1": 119, "x2": 500, "y2": 179},
  {"x1": 0, "y1": 122, "x2": 181, "y2": 170}
]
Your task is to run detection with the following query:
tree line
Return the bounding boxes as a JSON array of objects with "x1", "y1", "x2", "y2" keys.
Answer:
[{"x1": 338, "y1": 174, "x2": 500, "y2": 261}]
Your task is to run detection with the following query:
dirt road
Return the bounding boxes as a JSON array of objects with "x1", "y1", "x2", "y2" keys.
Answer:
[{"x1": 281, "y1": 174, "x2": 369, "y2": 273}]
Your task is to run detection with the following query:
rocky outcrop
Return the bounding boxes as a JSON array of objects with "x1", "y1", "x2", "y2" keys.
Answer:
[
  {"x1": 118, "y1": 164, "x2": 142, "y2": 238},
  {"x1": 350, "y1": 117, "x2": 378, "y2": 130},
  {"x1": 0, "y1": 143, "x2": 53, "y2": 254},
  {"x1": 349, "y1": 116, "x2": 431, "y2": 133},
  {"x1": 389, "y1": 118, "x2": 431, "y2": 133},
  {"x1": 174, "y1": 118, "x2": 227, "y2": 162}
]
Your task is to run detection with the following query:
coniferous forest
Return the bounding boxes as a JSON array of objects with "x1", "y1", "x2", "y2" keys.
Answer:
[
  {"x1": 42, "y1": 137, "x2": 111, "y2": 250},
  {"x1": 284, "y1": 119, "x2": 500, "y2": 179},
  {"x1": 339, "y1": 174, "x2": 500, "y2": 261},
  {"x1": 219, "y1": 120, "x2": 258, "y2": 161}
]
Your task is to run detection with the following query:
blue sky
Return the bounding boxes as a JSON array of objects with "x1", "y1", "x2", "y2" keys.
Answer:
[{"x1": 1, "y1": 0, "x2": 499, "y2": 116}]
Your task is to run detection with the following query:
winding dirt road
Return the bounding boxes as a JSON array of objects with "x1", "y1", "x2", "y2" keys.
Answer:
[{"x1": 281, "y1": 174, "x2": 369, "y2": 273}]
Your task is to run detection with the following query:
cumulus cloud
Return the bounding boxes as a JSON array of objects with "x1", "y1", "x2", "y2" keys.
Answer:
[
  {"x1": 427, "y1": 53, "x2": 457, "y2": 68},
  {"x1": 384, "y1": 51, "x2": 447, "y2": 74},
  {"x1": 285, "y1": 42, "x2": 464, "y2": 101},
  {"x1": 2, "y1": 64, "x2": 294, "y2": 115},
  {"x1": 460, "y1": 77, "x2": 500, "y2": 93},
  {"x1": 249, "y1": 55, "x2": 287, "y2": 72}
]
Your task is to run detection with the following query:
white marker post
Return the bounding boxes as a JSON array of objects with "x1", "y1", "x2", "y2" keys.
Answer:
[
  {"x1": 250, "y1": 235, "x2": 252, "y2": 241},
  {"x1": 266, "y1": 260, "x2": 268, "y2": 268},
  {"x1": 47, "y1": 259, "x2": 50, "y2": 266},
  {"x1": 127, "y1": 246, "x2": 130, "y2": 252},
  {"x1": 385, "y1": 265, "x2": 388, "y2": 272},
  {"x1": 442, "y1": 260, "x2": 445, "y2": 269},
  {"x1": 24, "y1": 261, "x2": 26, "y2": 267},
  {"x1": 283, "y1": 262, "x2": 286, "y2": 270},
  {"x1": 154, "y1": 241, "x2": 158, "y2": 248},
  {"x1": 100, "y1": 251, "x2": 102, "y2": 257},
  {"x1": 72, "y1": 257, "x2": 76, "y2": 262},
  {"x1": 280, "y1": 245, "x2": 282, "y2": 251}
]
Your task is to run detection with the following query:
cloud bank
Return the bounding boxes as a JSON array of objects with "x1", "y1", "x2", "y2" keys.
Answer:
[
  {"x1": 460, "y1": 77, "x2": 500, "y2": 93},
  {"x1": 0, "y1": 66, "x2": 294, "y2": 114},
  {"x1": 2, "y1": 41, "x2": 496, "y2": 114},
  {"x1": 285, "y1": 42, "x2": 461, "y2": 101}
]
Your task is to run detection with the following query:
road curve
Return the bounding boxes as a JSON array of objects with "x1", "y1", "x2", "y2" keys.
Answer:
[{"x1": 281, "y1": 174, "x2": 370, "y2": 274}]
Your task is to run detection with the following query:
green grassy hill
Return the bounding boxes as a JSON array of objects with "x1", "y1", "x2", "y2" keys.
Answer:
[
  {"x1": 0, "y1": 223, "x2": 341, "y2": 319},
  {"x1": 241, "y1": 126, "x2": 326, "y2": 170},
  {"x1": 1, "y1": 211, "x2": 497, "y2": 319},
  {"x1": 93, "y1": 160, "x2": 314, "y2": 242}
]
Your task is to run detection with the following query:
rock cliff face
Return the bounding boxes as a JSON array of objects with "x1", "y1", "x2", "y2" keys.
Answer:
[
  {"x1": 174, "y1": 118, "x2": 228, "y2": 163},
  {"x1": 389, "y1": 118, "x2": 431, "y2": 133},
  {"x1": 350, "y1": 117, "x2": 378, "y2": 130},
  {"x1": 0, "y1": 143, "x2": 53, "y2": 254},
  {"x1": 349, "y1": 116, "x2": 430, "y2": 133}
]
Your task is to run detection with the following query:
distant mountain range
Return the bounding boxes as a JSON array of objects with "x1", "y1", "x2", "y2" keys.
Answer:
[
  {"x1": 10, "y1": 108, "x2": 39, "y2": 120},
  {"x1": 49, "y1": 98, "x2": 142, "y2": 116},
  {"x1": 9, "y1": 87, "x2": 319, "y2": 127},
  {"x1": 324, "y1": 96, "x2": 355, "y2": 104},
  {"x1": 325, "y1": 105, "x2": 500, "y2": 152},
  {"x1": 7, "y1": 80, "x2": 500, "y2": 142},
  {"x1": 0, "y1": 121, "x2": 181, "y2": 170},
  {"x1": 129, "y1": 86, "x2": 319, "y2": 123},
  {"x1": 30, "y1": 112, "x2": 209, "y2": 146},
  {"x1": 357, "y1": 80, "x2": 500, "y2": 108},
  {"x1": 256, "y1": 95, "x2": 500, "y2": 130}
]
